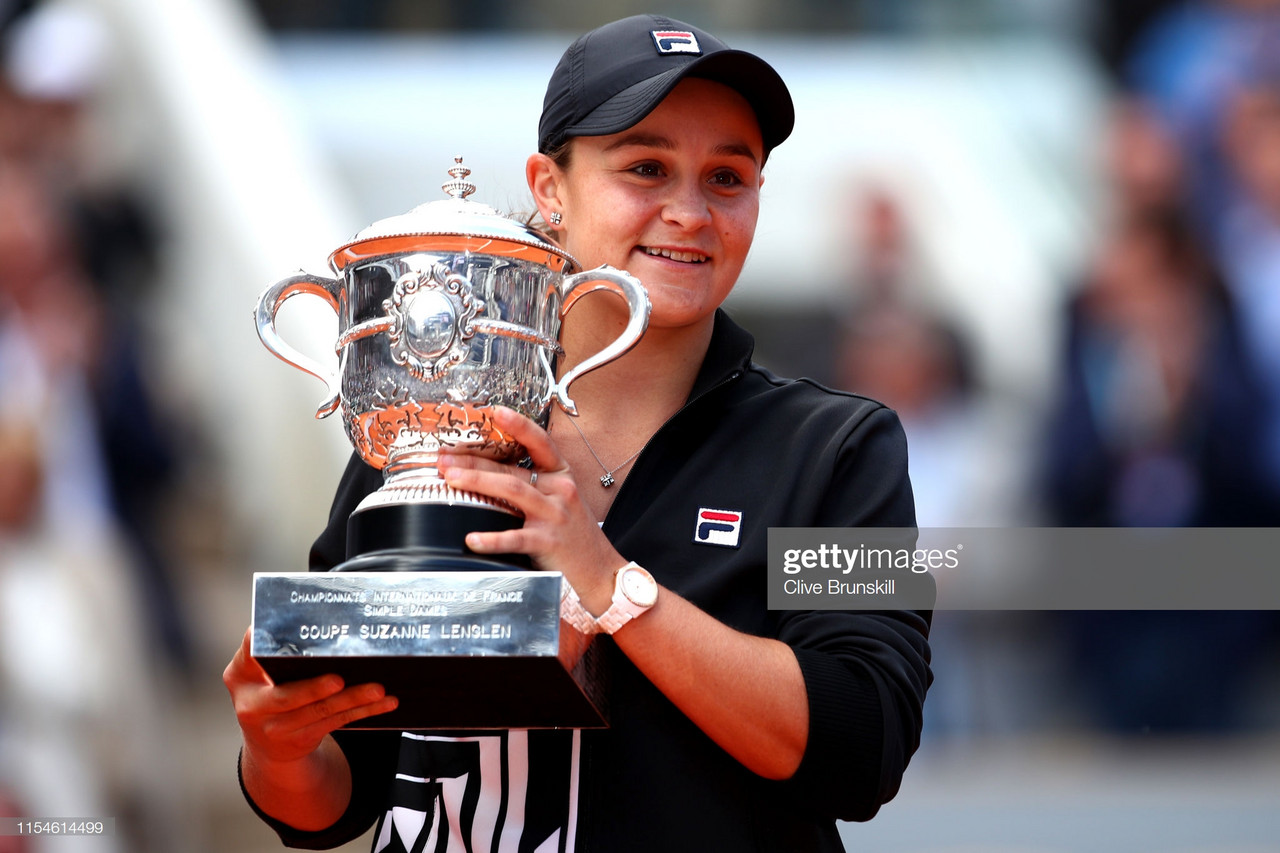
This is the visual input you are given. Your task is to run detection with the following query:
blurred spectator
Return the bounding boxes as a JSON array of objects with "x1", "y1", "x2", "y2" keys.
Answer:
[
  {"x1": 1042, "y1": 183, "x2": 1279, "y2": 731},
  {"x1": 1125, "y1": 0, "x2": 1280, "y2": 237},
  {"x1": 1108, "y1": 6, "x2": 1280, "y2": 731},
  {"x1": 836, "y1": 188, "x2": 977, "y2": 522},
  {"x1": 0, "y1": 155, "x2": 133, "y2": 853},
  {"x1": 834, "y1": 185, "x2": 1042, "y2": 737},
  {"x1": 1044, "y1": 205, "x2": 1276, "y2": 528},
  {"x1": 1, "y1": 3, "x2": 189, "y2": 849},
  {"x1": 1125, "y1": 0, "x2": 1280, "y2": 503},
  {"x1": 2, "y1": 0, "x2": 192, "y2": 671},
  {"x1": 1103, "y1": 94, "x2": 1187, "y2": 220},
  {"x1": 835, "y1": 184, "x2": 1029, "y2": 531},
  {"x1": 1218, "y1": 71, "x2": 1280, "y2": 501},
  {"x1": 841, "y1": 186, "x2": 924, "y2": 308},
  {"x1": 839, "y1": 303, "x2": 980, "y2": 525}
]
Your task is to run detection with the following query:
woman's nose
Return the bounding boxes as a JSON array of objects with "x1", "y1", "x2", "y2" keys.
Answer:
[{"x1": 660, "y1": 180, "x2": 713, "y2": 230}]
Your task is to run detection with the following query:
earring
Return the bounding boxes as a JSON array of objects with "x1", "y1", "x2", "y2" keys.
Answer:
[{"x1": 549, "y1": 212, "x2": 563, "y2": 226}]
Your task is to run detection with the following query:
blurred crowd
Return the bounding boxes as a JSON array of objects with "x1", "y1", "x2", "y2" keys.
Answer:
[
  {"x1": 833, "y1": 0, "x2": 1280, "y2": 738},
  {"x1": 1045, "y1": 0, "x2": 1280, "y2": 735},
  {"x1": 0, "y1": 1, "x2": 193, "y2": 850},
  {"x1": 2, "y1": 0, "x2": 1280, "y2": 849}
]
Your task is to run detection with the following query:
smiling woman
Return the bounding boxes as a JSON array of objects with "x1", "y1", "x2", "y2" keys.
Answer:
[
  {"x1": 226, "y1": 14, "x2": 932, "y2": 853},
  {"x1": 528, "y1": 77, "x2": 764, "y2": 338}
]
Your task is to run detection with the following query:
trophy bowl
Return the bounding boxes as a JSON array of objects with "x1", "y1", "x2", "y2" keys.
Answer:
[{"x1": 248, "y1": 158, "x2": 649, "y2": 728}]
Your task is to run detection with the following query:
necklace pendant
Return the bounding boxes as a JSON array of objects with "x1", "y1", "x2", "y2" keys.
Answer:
[{"x1": 599, "y1": 472, "x2": 616, "y2": 488}]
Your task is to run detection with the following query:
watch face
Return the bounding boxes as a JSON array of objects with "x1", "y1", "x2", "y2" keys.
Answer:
[{"x1": 620, "y1": 567, "x2": 657, "y2": 607}]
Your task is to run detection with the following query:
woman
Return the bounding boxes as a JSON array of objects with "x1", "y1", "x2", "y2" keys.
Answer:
[{"x1": 225, "y1": 15, "x2": 931, "y2": 852}]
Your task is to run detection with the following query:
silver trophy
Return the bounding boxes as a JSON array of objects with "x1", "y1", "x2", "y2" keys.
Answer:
[{"x1": 249, "y1": 159, "x2": 649, "y2": 728}]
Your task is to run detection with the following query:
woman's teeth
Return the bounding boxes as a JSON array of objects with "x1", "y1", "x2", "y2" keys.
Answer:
[{"x1": 644, "y1": 247, "x2": 707, "y2": 263}]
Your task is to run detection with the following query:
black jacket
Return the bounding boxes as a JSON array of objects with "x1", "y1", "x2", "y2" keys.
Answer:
[{"x1": 246, "y1": 310, "x2": 932, "y2": 852}]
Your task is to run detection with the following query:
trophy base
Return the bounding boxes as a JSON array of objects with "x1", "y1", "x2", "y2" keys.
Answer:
[
  {"x1": 250, "y1": 570, "x2": 606, "y2": 730},
  {"x1": 251, "y1": 502, "x2": 607, "y2": 729},
  {"x1": 258, "y1": 654, "x2": 605, "y2": 730}
]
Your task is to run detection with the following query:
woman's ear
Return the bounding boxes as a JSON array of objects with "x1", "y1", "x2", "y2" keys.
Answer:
[{"x1": 526, "y1": 152, "x2": 564, "y2": 221}]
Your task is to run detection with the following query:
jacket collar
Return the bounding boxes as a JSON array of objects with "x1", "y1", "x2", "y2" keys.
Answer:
[{"x1": 687, "y1": 309, "x2": 756, "y2": 402}]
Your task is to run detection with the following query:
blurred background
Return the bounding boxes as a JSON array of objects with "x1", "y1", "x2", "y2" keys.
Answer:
[{"x1": 1, "y1": 0, "x2": 1279, "y2": 850}]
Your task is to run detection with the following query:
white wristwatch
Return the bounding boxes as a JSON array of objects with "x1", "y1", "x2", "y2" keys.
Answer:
[
  {"x1": 595, "y1": 562, "x2": 658, "y2": 635},
  {"x1": 559, "y1": 579, "x2": 599, "y2": 635}
]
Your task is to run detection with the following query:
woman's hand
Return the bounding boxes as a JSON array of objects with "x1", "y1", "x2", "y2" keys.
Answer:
[
  {"x1": 224, "y1": 627, "x2": 398, "y2": 764},
  {"x1": 223, "y1": 627, "x2": 398, "y2": 830},
  {"x1": 435, "y1": 406, "x2": 625, "y2": 609}
]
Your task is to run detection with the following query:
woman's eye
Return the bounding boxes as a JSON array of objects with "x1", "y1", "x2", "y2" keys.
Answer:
[
  {"x1": 710, "y1": 170, "x2": 743, "y2": 187},
  {"x1": 631, "y1": 162, "x2": 663, "y2": 178}
]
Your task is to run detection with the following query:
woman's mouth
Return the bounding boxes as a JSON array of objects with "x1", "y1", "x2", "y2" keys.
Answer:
[{"x1": 642, "y1": 246, "x2": 709, "y2": 264}]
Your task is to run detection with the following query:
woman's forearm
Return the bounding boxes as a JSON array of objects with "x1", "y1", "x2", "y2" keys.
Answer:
[
  {"x1": 612, "y1": 588, "x2": 809, "y2": 780},
  {"x1": 240, "y1": 735, "x2": 354, "y2": 832}
]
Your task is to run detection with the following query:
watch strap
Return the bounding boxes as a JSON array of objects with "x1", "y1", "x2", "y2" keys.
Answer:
[
  {"x1": 594, "y1": 605, "x2": 635, "y2": 635},
  {"x1": 559, "y1": 579, "x2": 599, "y2": 635}
]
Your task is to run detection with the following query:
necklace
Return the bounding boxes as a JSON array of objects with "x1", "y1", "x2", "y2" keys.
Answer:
[{"x1": 564, "y1": 415, "x2": 645, "y2": 488}]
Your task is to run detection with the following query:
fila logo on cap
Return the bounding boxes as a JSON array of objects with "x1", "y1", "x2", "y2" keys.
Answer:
[
  {"x1": 694, "y1": 508, "x2": 742, "y2": 548},
  {"x1": 651, "y1": 30, "x2": 702, "y2": 55}
]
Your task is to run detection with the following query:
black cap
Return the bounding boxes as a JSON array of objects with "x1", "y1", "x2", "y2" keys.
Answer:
[{"x1": 538, "y1": 14, "x2": 794, "y2": 158}]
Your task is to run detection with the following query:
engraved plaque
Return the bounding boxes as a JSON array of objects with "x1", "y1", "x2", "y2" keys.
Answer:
[{"x1": 251, "y1": 572, "x2": 606, "y2": 729}]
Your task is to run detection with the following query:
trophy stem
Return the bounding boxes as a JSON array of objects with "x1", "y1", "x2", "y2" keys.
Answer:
[
  {"x1": 342, "y1": 502, "x2": 531, "y2": 571},
  {"x1": 354, "y1": 448, "x2": 519, "y2": 515}
]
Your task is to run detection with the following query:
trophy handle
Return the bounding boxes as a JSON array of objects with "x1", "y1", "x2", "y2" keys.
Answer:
[
  {"x1": 552, "y1": 265, "x2": 650, "y2": 416},
  {"x1": 255, "y1": 272, "x2": 343, "y2": 419}
]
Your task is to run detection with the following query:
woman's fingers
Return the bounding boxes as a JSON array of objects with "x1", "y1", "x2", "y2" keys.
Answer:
[
  {"x1": 257, "y1": 682, "x2": 397, "y2": 746},
  {"x1": 488, "y1": 406, "x2": 568, "y2": 472},
  {"x1": 433, "y1": 405, "x2": 622, "y2": 591},
  {"x1": 436, "y1": 407, "x2": 576, "y2": 530},
  {"x1": 225, "y1": 628, "x2": 346, "y2": 714},
  {"x1": 442, "y1": 454, "x2": 570, "y2": 504},
  {"x1": 225, "y1": 627, "x2": 397, "y2": 763},
  {"x1": 241, "y1": 678, "x2": 398, "y2": 763},
  {"x1": 223, "y1": 626, "x2": 269, "y2": 687}
]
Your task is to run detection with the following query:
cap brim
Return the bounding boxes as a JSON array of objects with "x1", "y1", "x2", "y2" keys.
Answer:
[{"x1": 564, "y1": 50, "x2": 795, "y2": 154}]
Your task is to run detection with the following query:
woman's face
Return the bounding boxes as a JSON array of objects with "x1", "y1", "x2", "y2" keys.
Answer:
[{"x1": 533, "y1": 77, "x2": 765, "y2": 330}]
